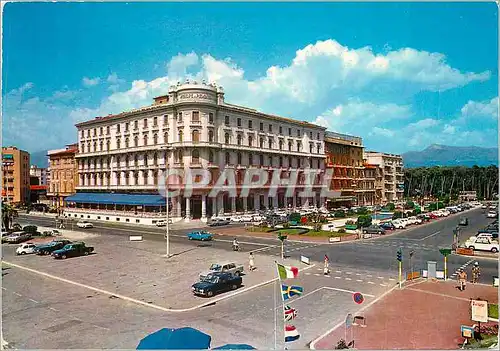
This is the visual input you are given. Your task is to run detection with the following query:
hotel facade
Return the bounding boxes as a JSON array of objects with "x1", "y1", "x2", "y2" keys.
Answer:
[{"x1": 68, "y1": 81, "x2": 328, "y2": 222}]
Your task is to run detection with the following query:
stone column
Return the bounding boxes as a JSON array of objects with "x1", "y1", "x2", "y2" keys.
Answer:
[
  {"x1": 243, "y1": 196, "x2": 248, "y2": 213},
  {"x1": 185, "y1": 197, "x2": 191, "y2": 222},
  {"x1": 303, "y1": 197, "x2": 309, "y2": 208},
  {"x1": 176, "y1": 197, "x2": 182, "y2": 218},
  {"x1": 217, "y1": 194, "x2": 224, "y2": 215},
  {"x1": 121, "y1": 172, "x2": 126, "y2": 186},
  {"x1": 201, "y1": 195, "x2": 207, "y2": 220},
  {"x1": 292, "y1": 194, "x2": 297, "y2": 209},
  {"x1": 231, "y1": 197, "x2": 236, "y2": 214},
  {"x1": 273, "y1": 195, "x2": 278, "y2": 209},
  {"x1": 254, "y1": 194, "x2": 260, "y2": 211}
]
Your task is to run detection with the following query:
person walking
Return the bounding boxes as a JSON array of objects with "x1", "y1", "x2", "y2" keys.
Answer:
[
  {"x1": 249, "y1": 252, "x2": 255, "y2": 271},
  {"x1": 323, "y1": 254, "x2": 330, "y2": 275},
  {"x1": 457, "y1": 269, "x2": 468, "y2": 291},
  {"x1": 472, "y1": 262, "x2": 481, "y2": 284}
]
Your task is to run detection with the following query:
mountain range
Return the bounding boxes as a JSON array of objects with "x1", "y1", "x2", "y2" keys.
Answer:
[
  {"x1": 402, "y1": 144, "x2": 499, "y2": 168},
  {"x1": 30, "y1": 150, "x2": 49, "y2": 168}
]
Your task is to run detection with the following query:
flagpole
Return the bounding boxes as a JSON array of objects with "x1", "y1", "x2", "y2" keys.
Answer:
[
  {"x1": 275, "y1": 261, "x2": 286, "y2": 350},
  {"x1": 274, "y1": 278, "x2": 277, "y2": 350}
]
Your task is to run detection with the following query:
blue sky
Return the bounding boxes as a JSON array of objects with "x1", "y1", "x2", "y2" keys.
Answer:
[{"x1": 2, "y1": 2, "x2": 498, "y2": 154}]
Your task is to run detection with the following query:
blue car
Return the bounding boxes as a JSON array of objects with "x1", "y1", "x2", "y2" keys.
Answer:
[{"x1": 187, "y1": 231, "x2": 213, "y2": 241}]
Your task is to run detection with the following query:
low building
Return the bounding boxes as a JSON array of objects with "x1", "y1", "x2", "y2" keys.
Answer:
[
  {"x1": 30, "y1": 165, "x2": 49, "y2": 185},
  {"x1": 2, "y1": 146, "x2": 30, "y2": 204},
  {"x1": 459, "y1": 191, "x2": 477, "y2": 202},
  {"x1": 47, "y1": 144, "x2": 79, "y2": 209},
  {"x1": 363, "y1": 151, "x2": 404, "y2": 204}
]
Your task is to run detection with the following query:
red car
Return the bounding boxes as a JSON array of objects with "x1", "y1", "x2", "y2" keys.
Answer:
[{"x1": 427, "y1": 213, "x2": 438, "y2": 219}]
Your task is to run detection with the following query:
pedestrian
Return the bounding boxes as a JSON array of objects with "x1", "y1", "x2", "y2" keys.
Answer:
[
  {"x1": 457, "y1": 269, "x2": 467, "y2": 291},
  {"x1": 249, "y1": 252, "x2": 255, "y2": 271},
  {"x1": 323, "y1": 254, "x2": 330, "y2": 275},
  {"x1": 472, "y1": 262, "x2": 480, "y2": 284}
]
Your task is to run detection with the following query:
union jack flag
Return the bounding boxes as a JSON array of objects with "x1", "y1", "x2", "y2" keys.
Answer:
[{"x1": 284, "y1": 305, "x2": 297, "y2": 321}]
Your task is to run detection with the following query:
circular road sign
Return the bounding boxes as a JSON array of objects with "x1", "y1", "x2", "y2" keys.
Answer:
[{"x1": 353, "y1": 292, "x2": 364, "y2": 304}]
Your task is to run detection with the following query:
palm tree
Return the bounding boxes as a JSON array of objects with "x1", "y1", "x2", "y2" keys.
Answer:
[{"x1": 1, "y1": 202, "x2": 17, "y2": 230}]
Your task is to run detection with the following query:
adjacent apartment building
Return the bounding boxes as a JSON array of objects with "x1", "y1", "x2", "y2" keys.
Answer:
[
  {"x1": 2, "y1": 146, "x2": 30, "y2": 204},
  {"x1": 364, "y1": 151, "x2": 404, "y2": 204},
  {"x1": 30, "y1": 165, "x2": 49, "y2": 185},
  {"x1": 47, "y1": 144, "x2": 79, "y2": 208},
  {"x1": 69, "y1": 81, "x2": 327, "y2": 221}
]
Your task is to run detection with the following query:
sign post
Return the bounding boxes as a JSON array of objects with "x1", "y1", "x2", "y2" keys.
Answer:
[
  {"x1": 397, "y1": 248, "x2": 402, "y2": 288},
  {"x1": 439, "y1": 248, "x2": 452, "y2": 281},
  {"x1": 471, "y1": 298, "x2": 488, "y2": 339},
  {"x1": 409, "y1": 250, "x2": 414, "y2": 280}
]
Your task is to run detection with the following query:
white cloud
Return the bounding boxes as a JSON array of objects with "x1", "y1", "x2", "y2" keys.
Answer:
[
  {"x1": 106, "y1": 73, "x2": 125, "y2": 85},
  {"x1": 370, "y1": 127, "x2": 395, "y2": 138},
  {"x1": 460, "y1": 97, "x2": 498, "y2": 118},
  {"x1": 82, "y1": 76, "x2": 101, "y2": 87}
]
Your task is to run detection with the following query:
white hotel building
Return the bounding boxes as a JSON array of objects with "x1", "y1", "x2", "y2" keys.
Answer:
[{"x1": 67, "y1": 81, "x2": 327, "y2": 223}]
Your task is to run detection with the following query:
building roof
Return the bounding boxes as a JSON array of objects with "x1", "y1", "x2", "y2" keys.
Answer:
[
  {"x1": 65, "y1": 193, "x2": 166, "y2": 206},
  {"x1": 47, "y1": 148, "x2": 78, "y2": 157}
]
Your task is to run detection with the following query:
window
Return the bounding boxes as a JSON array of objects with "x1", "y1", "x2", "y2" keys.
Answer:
[
  {"x1": 80, "y1": 142, "x2": 84, "y2": 152},
  {"x1": 153, "y1": 117, "x2": 158, "y2": 126},
  {"x1": 125, "y1": 122, "x2": 129, "y2": 132},
  {"x1": 134, "y1": 136, "x2": 139, "y2": 147},
  {"x1": 116, "y1": 139, "x2": 121, "y2": 149},
  {"x1": 192, "y1": 111, "x2": 200, "y2": 122},
  {"x1": 144, "y1": 154, "x2": 148, "y2": 166},
  {"x1": 125, "y1": 137, "x2": 129, "y2": 148},
  {"x1": 268, "y1": 138, "x2": 273, "y2": 149},
  {"x1": 279, "y1": 126, "x2": 282, "y2": 134},
  {"x1": 279, "y1": 140, "x2": 283, "y2": 150},
  {"x1": 125, "y1": 155, "x2": 129, "y2": 166},
  {"x1": 80, "y1": 130, "x2": 84, "y2": 138},
  {"x1": 99, "y1": 141, "x2": 103, "y2": 151},
  {"x1": 179, "y1": 130, "x2": 183, "y2": 142},
  {"x1": 288, "y1": 128, "x2": 292, "y2": 136},
  {"x1": 297, "y1": 141, "x2": 302, "y2": 152},
  {"x1": 144, "y1": 119, "x2": 148, "y2": 128},
  {"x1": 259, "y1": 154, "x2": 264, "y2": 166},
  {"x1": 192, "y1": 150, "x2": 200, "y2": 164},
  {"x1": 248, "y1": 120, "x2": 253, "y2": 129},
  {"x1": 225, "y1": 133, "x2": 230, "y2": 144},
  {"x1": 225, "y1": 115, "x2": 230, "y2": 126},
  {"x1": 209, "y1": 112, "x2": 214, "y2": 124},
  {"x1": 134, "y1": 154, "x2": 139, "y2": 166},
  {"x1": 106, "y1": 140, "x2": 111, "y2": 151},
  {"x1": 237, "y1": 118, "x2": 241, "y2": 127},
  {"x1": 260, "y1": 137, "x2": 264, "y2": 148},
  {"x1": 93, "y1": 142, "x2": 97, "y2": 151},
  {"x1": 288, "y1": 141, "x2": 293, "y2": 151},
  {"x1": 237, "y1": 134, "x2": 242, "y2": 146},
  {"x1": 164, "y1": 132, "x2": 168, "y2": 143},
  {"x1": 269, "y1": 124, "x2": 273, "y2": 132},
  {"x1": 297, "y1": 130, "x2": 301, "y2": 137},
  {"x1": 163, "y1": 115, "x2": 168, "y2": 124},
  {"x1": 178, "y1": 112, "x2": 183, "y2": 121},
  {"x1": 99, "y1": 127, "x2": 103, "y2": 135},
  {"x1": 93, "y1": 128, "x2": 97, "y2": 136},
  {"x1": 268, "y1": 156, "x2": 273, "y2": 167},
  {"x1": 317, "y1": 144, "x2": 321, "y2": 153},
  {"x1": 298, "y1": 157, "x2": 302, "y2": 167},
  {"x1": 249, "y1": 154, "x2": 253, "y2": 165},
  {"x1": 317, "y1": 132, "x2": 320, "y2": 140},
  {"x1": 192, "y1": 130, "x2": 200, "y2": 143},
  {"x1": 309, "y1": 131, "x2": 313, "y2": 139},
  {"x1": 310, "y1": 143, "x2": 313, "y2": 153},
  {"x1": 260, "y1": 122, "x2": 264, "y2": 131},
  {"x1": 208, "y1": 130, "x2": 214, "y2": 143},
  {"x1": 225, "y1": 152, "x2": 231, "y2": 164},
  {"x1": 134, "y1": 120, "x2": 138, "y2": 130},
  {"x1": 288, "y1": 156, "x2": 292, "y2": 168},
  {"x1": 153, "y1": 134, "x2": 158, "y2": 145},
  {"x1": 106, "y1": 126, "x2": 110, "y2": 135},
  {"x1": 248, "y1": 135, "x2": 253, "y2": 147},
  {"x1": 209, "y1": 150, "x2": 214, "y2": 163},
  {"x1": 279, "y1": 156, "x2": 283, "y2": 167},
  {"x1": 237, "y1": 152, "x2": 242, "y2": 165}
]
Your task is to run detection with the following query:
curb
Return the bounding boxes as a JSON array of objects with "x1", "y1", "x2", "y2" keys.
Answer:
[
  {"x1": 2, "y1": 260, "x2": 316, "y2": 313},
  {"x1": 309, "y1": 280, "x2": 403, "y2": 349},
  {"x1": 451, "y1": 252, "x2": 499, "y2": 261}
]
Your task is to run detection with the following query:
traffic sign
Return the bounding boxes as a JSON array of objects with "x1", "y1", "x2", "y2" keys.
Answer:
[
  {"x1": 439, "y1": 248, "x2": 452, "y2": 256},
  {"x1": 353, "y1": 292, "x2": 364, "y2": 304}
]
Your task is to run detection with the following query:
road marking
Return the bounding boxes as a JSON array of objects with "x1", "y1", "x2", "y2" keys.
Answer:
[
  {"x1": 419, "y1": 231, "x2": 441, "y2": 241},
  {"x1": 355, "y1": 273, "x2": 361, "y2": 276},
  {"x1": 380, "y1": 283, "x2": 387, "y2": 287},
  {"x1": 13, "y1": 292, "x2": 22, "y2": 297},
  {"x1": 335, "y1": 270, "x2": 342, "y2": 273},
  {"x1": 314, "y1": 273, "x2": 321, "y2": 276},
  {"x1": 1, "y1": 287, "x2": 6, "y2": 290},
  {"x1": 356, "y1": 279, "x2": 363, "y2": 282},
  {"x1": 48, "y1": 307, "x2": 58, "y2": 311},
  {"x1": 345, "y1": 272, "x2": 352, "y2": 275},
  {"x1": 366, "y1": 275, "x2": 372, "y2": 277},
  {"x1": 323, "y1": 287, "x2": 375, "y2": 297},
  {"x1": 324, "y1": 275, "x2": 331, "y2": 278},
  {"x1": 3, "y1": 260, "x2": 316, "y2": 313},
  {"x1": 389, "y1": 278, "x2": 395, "y2": 281},
  {"x1": 29, "y1": 298, "x2": 39, "y2": 303},
  {"x1": 367, "y1": 282, "x2": 375, "y2": 284},
  {"x1": 249, "y1": 245, "x2": 278, "y2": 254},
  {"x1": 305, "y1": 272, "x2": 311, "y2": 275},
  {"x1": 334, "y1": 276, "x2": 341, "y2": 279},
  {"x1": 345, "y1": 278, "x2": 352, "y2": 281},
  {"x1": 377, "y1": 276, "x2": 384, "y2": 279}
]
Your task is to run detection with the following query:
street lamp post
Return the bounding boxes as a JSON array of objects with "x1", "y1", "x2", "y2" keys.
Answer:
[{"x1": 161, "y1": 145, "x2": 173, "y2": 258}]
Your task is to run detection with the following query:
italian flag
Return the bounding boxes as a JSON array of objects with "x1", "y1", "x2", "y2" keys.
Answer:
[{"x1": 277, "y1": 263, "x2": 299, "y2": 279}]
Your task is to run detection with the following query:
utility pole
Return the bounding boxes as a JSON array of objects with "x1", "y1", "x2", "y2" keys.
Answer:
[
  {"x1": 409, "y1": 250, "x2": 414, "y2": 280},
  {"x1": 397, "y1": 248, "x2": 403, "y2": 288}
]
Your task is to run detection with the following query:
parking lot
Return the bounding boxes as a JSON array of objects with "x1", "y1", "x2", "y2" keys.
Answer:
[{"x1": 2, "y1": 228, "x2": 312, "y2": 310}]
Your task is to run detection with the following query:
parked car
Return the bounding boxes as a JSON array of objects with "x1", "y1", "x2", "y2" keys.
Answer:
[
  {"x1": 192, "y1": 272, "x2": 243, "y2": 297},
  {"x1": 391, "y1": 219, "x2": 406, "y2": 229},
  {"x1": 379, "y1": 222, "x2": 396, "y2": 230},
  {"x1": 417, "y1": 214, "x2": 431, "y2": 222},
  {"x1": 199, "y1": 262, "x2": 244, "y2": 280},
  {"x1": 76, "y1": 221, "x2": 93, "y2": 229},
  {"x1": 35, "y1": 240, "x2": 72, "y2": 255},
  {"x1": 427, "y1": 212, "x2": 438, "y2": 219},
  {"x1": 16, "y1": 242, "x2": 37, "y2": 255},
  {"x1": 187, "y1": 230, "x2": 213, "y2": 241},
  {"x1": 52, "y1": 242, "x2": 94, "y2": 259},
  {"x1": 464, "y1": 236, "x2": 499, "y2": 253},
  {"x1": 487, "y1": 211, "x2": 498, "y2": 218},
  {"x1": 459, "y1": 217, "x2": 469, "y2": 226},
  {"x1": 408, "y1": 216, "x2": 423, "y2": 225},
  {"x1": 362, "y1": 225, "x2": 386, "y2": 235},
  {"x1": 481, "y1": 204, "x2": 488, "y2": 209},
  {"x1": 155, "y1": 219, "x2": 173, "y2": 227},
  {"x1": 5, "y1": 231, "x2": 32, "y2": 244},
  {"x1": 476, "y1": 232, "x2": 499, "y2": 240},
  {"x1": 11, "y1": 223, "x2": 22, "y2": 231},
  {"x1": 208, "y1": 218, "x2": 230, "y2": 227}
]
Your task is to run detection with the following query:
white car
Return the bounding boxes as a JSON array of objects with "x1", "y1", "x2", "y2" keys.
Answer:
[
  {"x1": 399, "y1": 218, "x2": 410, "y2": 226},
  {"x1": 251, "y1": 215, "x2": 265, "y2": 222},
  {"x1": 408, "y1": 216, "x2": 422, "y2": 225},
  {"x1": 77, "y1": 221, "x2": 93, "y2": 229},
  {"x1": 464, "y1": 236, "x2": 499, "y2": 253},
  {"x1": 239, "y1": 215, "x2": 254, "y2": 222},
  {"x1": 487, "y1": 211, "x2": 498, "y2": 218},
  {"x1": 16, "y1": 243, "x2": 37, "y2": 255},
  {"x1": 391, "y1": 219, "x2": 406, "y2": 229},
  {"x1": 481, "y1": 204, "x2": 488, "y2": 209},
  {"x1": 199, "y1": 262, "x2": 245, "y2": 280},
  {"x1": 155, "y1": 219, "x2": 173, "y2": 227}
]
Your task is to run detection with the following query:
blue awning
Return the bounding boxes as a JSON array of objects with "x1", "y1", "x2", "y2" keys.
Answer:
[{"x1": 65, "y1": 193, "x2": 166, "y2": 206}]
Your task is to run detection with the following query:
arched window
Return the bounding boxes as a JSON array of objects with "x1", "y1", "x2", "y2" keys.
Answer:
[
  {"x1": 93, "y1": 142, "x2": 97, "y2": 151},
  {"x1": 153, "y1": 171, "x2": 158, "y2": 185},
  {"x1": 192, "y1": 149, "x2": 200, "y2": 163},
  {"x1": 153, "y1": 153, "x2": 157, "y2": 165},
  {"x1": 209, "y1": 150, "x2": 214, "y2": 163},
  {"x1": 106, "y1": 140, "x2": 110, "y2": 151},
  {"x1": 179, "y1": 130, "x2": 184, "y2": 142},
  {"x1": 134, "y1": 172, "x2": 139, "y2": 185},
  {"x1": 144, "y1": 153, "x2": 148, "y2": 166},
  {"x1": 125, "y1": 155, "x2": 129, "y2": 166},
  {"x1": 297, "y1": 142, "x2": 302, "y2": 152},
  {"x1": 268, "y1": 156, "x2": 273, "y2": 167},
  {"x1": 249, "y1": 154, "x2": 253, "y2": 165},
  {"x1": 164, "y1": 132, "x2": 168, "y2": 143},
  {"x1": 134, "y1": 154, "x2": 138, "y2": 166},
  {"x1": 116, "y1": 139, "x2": 121, "y2": 149},
  {"x1": 225, "y1": 133, "x2": 230, "y2": 144},
  {"x1": 125, "y1": 138, "x2": 129, "y2": 148},
  {"x1": 317, "y1": 144, "x2": 321, "y2": 153},
  {"x1": 153, "y1": 134, "x2": 158, "y2": 145},
  {"x1": 99, "y1": 141, "x2": 103, "y2": 151},
  {"x1": 268, "y1": 138, "x2": 273, "y2": 149},
  {"x1": 143, "y1": 135, "x2": 148, "y2": 146},
  {"x1": 309, "y1": 143, "x2": 313, "y2": 153},
  {"x1": 237, "y1": 134, "x2": 242, "y2": 146},
  {"x1": 260, "y1": 138, "x2": 264, "y2": 148},
  {"x1": 288, "y1": 156, "x2": 292, "y2": 168},
  {"x1": 289, "y1": 141, "x2": 293, "y2": 151},
  {"x1": 116, "y1": 156, "x2": 121, "y2": 166},
  {"x1": 134, "y1": 136, "x2": 138, "y2": 147},
  {"x1": 208, "y1": 130, "x2": 214, "y2": 143},
  {"x1": 192, "y1": 130, "x2": 200, "y2": 143},
  {"x1": 125, "y1": 172, "x2": 129, "y2": 185},
  {"x1": 259, "y1": 154, "x2": 264, "y2": 166},
  {"x1": 175, "y1": 150, "x2": 183, "y2": 163},
  {"x1": 279, "y1": 156, "x2": 283, "y2": 167},
  {"x1": 237, "y1": 152, "x2": 242, "y2": 165},
  {"x1": 225, "y1": 152, "x2": 231, "y2": 164},
  {"x1": 279, "y1": 140, "x2": 283, "y2": 150}
]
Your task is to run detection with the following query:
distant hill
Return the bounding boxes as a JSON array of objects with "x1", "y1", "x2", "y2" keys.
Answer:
[
  {"x1": 402, "y1": 144, "x2": 498, "y2": 168},
  {"x1": 30, "y1": 150, "x2": 49, "y2": 168}
]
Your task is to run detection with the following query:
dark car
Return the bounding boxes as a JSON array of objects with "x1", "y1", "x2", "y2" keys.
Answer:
[
  {"x1": 417, "y1": 214, "x2": 431, "y2": 222},
  {"x1": 36, "y1": 240, "x2": 72, "y2": 255},
  {"x1": 459, "y1": 217, "x2": 468, "y2": 226},
  {"x1": 192, "y1": 272, "x2": 242, "y2": 297},
  {"x1": 362, "y1": 225, "x2": 386, "y2": 235},
  {"x1": 380, "y1": 222, "x2": 396, "y2": 230},
  {"x1": 479, "y1": 226, "x2": 498, "y2": 234},
  {"x1": 52, "y1": 242, "x2": 94, "y2": 259}
]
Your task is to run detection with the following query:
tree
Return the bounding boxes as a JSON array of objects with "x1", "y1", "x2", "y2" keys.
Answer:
[
  {"x1": 404, "y1": 201, "x2": 415, "y2": 209},
  {"x1": 1, "y1": 202, "x2": 16, "y2": 230},
  {"x1": 356, "y1": 214, "x2": 372, "y2": 228},
  {"x1": 386, "y1": 203, "x2": 396, "y2": 211},
  {"x1": 392, "y1": 211, "x2": 403, "y2": 219}
]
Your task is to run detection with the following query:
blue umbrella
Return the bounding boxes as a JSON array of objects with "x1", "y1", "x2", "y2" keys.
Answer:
[
  {"x1": 137, "y1": 327, "x2": 211, "y2": 350},
  {"x1": 213, "y1": 344, "x2": 255, "y2": 350}
]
